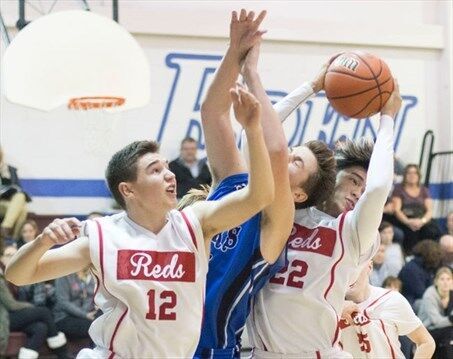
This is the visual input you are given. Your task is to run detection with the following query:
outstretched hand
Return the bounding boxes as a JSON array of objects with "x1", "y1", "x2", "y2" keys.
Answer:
[
  {"x1": 230, "y1": 83, "x2": 261, "y2": 129},
  {"x1": 39, "y1": 217, "x2": 83, "y2": 246},
  {"x1": 311, "y1": 52, "x2": 344, "y2": 93},
  {"x1": 230, "y1": 9, "x2": 267, "y2": 61}
]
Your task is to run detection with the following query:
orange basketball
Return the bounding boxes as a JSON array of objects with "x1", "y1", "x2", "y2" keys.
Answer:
[{"x1": 324, "y1": 51, "x2": 394, "y2": 119}]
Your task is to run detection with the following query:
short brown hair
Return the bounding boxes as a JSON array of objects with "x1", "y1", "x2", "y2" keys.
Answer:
[
  {"x1": 412, "y1": 239, "x2": 443, "y2": 269},
  {"x1": 106, "y1": 140, "x2": 160, "y2": 209},
  {"x1": 382, "y1": 276, "x2": 402, "y2": 291},
  {"x1": 296, "y1": 141, "x2": 336, "y2": 209},
  {"x1": 177, "y1": 185, "x2": 211, "y2": 210},
  {"x1": 335, "y1": 138, "x2": 373, "y2": 172}
]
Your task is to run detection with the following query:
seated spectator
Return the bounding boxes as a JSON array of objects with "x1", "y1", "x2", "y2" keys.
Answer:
[
  {"x1": 418, "y1": 266, "x2": 453, "y2": 359},
  {"x1": 17, "y1": 219, "x2": 39, "y2": 249},
  {"x1": 379, "y1": 221, "x2": 405, "y2": 269},
  {"x1": 370, "y1": 244, "x2": 402, "y2": 287},
  {"x1": 0, "y1": 146, "x2": 30, "y2": 249},
  {"x1": 399, "y1": 239, "x2": 443, "y2": 311},
  {"x1": 391, "y1": 164, "x2": 442, "y2": 254},
  {"x1": 0, "y1": 246, "x2": 67, "y2": 358},
  {"x1": 382, "y1": 275, "x2": 403, "y2": 292},
  {"x1": 440, "y1": 234, "x2": 453, "y2": 268},
  {"x1": 169, "y1": 137, "x2": 212, "y2": 199},
  {"x1": 54, "y1": 267, "x2": 97, "y2": 340}
]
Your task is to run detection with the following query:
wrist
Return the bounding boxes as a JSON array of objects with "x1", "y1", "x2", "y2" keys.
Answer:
[
  {"x1": 36, "y1": 234, "x2": 55, "y2": 249},
  {"x1": 310, "y1": 80, "x2": 322, "y2": 93}
]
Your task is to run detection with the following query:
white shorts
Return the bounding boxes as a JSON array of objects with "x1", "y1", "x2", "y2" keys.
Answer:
[{"x1": 77, "y1": 347, "x2": 117, "y2": 359}]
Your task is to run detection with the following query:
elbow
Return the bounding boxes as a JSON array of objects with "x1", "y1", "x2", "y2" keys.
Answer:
[
  {"x1": 269, "y1": 143, "x2": 289, "y2": 161},
  {"x1": 200, "y1": 101, "x2": 216, "y2": 123},
  {"x1": 4, "y1": 267, "x2": 23, "y2": 286}
]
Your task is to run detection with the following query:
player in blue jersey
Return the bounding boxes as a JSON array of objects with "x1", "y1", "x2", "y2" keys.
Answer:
[{"x1": 180, "y1": 9, "x2": 337, "y2": 358}]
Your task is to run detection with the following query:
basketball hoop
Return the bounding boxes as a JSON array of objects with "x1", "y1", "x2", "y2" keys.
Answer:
[
  {"x1": 68, "y1": 96, "x2": 126, "y2": 110},
  {"x1": 68, "y1": 96, "x2": 126, "y2": 157}
]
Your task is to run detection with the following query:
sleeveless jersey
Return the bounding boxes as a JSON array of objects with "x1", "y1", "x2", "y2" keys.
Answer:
[
  {"x1": 248, "y1": 207, "x2": 379, "y2": 354},
  {"x1": 339, "y1": 286, "x2": 422, "y2": 359},
  {"x1": 79, "y1": 208, "x2": 208, "y2": 359},
  {"x1": 195, "y1": 173, "x2": 285, "y2": 358}
]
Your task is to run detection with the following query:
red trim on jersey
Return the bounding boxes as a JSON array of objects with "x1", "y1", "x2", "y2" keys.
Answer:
[
  {"x1": 316, "y1": 350, "x2": 321, "y2": 359},
  {"x1": 363, "y1": 290, "x2": 392, "y2": 319},
  {"x1": 180, "y1": 210, "x2": 197, "y2": 249},
  {"x1": 108, "y1": 307, "x2": 129, "y2": 359},
  {"x1": 379, "y1": 319, "x2": 396, "y2": 359},
  {"x1": 95, "y1": 220, "x2": 106, "y2": 283},
  {"x1": 324, "y1": 212, "x2": 347, "y2": 346}
]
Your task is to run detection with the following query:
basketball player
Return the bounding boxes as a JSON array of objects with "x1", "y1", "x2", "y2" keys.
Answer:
[
  {"x1": 193, "y1": 10, "x2": 336, "y2": 358},
  {"x1": 5, "y1": 86, "x2": 275, "y2": 358},
  {"x1": 339, "y1": 261, "x2": 435, "y2": 358},
  {"x1": 247, "y1": 78, "x2": 403, "y2": 357}
]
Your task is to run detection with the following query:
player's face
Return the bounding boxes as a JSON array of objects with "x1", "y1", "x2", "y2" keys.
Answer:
[
  {"x1": 127, "y1": 153, "x2": 177, "y2": 211},
  {"x1": 435, "y1": 272, "x2": 452, "y2": 293},
  {"x1": 287, "y1": 146, "x2": 318, "y2": 204},
  {"x1": 331, "y1": 166, "x2": 367, "y2": 214}
]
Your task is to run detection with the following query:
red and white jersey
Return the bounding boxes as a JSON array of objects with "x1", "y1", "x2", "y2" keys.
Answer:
[
  {"x1": 248, "y1": 207, "x2": 379, "y2": 354},
  {"x1": 78, "y1": 208, "x2": 208, "y2": 359},
  {"x1": 339, "y1": 286, "x2": 422, "y2": 359}
]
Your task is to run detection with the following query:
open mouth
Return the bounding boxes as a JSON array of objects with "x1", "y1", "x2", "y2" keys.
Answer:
[
  {"x1": 345, "y1": 198, "x2": 355, "y2": 210},
  {"x1": 166, "y1": 184, "x2": 176, "y2": 195}
]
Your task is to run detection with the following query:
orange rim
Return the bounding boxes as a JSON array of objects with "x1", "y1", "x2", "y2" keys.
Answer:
[{"x1": 68, "y1": 96, "x2": 125, "y2": 110}]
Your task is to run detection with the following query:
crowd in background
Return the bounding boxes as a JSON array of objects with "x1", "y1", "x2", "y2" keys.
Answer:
[{"x1": 0, "y1": 139, "x2": 452, "y2": 358}]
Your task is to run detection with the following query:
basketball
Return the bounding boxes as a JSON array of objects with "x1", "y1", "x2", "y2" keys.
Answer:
[{"x1": 324, "y1": 51, "x2": 394, "y2": 119}]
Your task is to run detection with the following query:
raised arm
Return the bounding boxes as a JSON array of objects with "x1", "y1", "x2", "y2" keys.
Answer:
[
  {"x1": 241, "y1": 43, "x2": 293, "y2": 263},
  {"x1": 5, "y1": 218, "x2": 91, "y2": 285},
  {"x1": 192, "y1": 86, "x2": 274, "y2": 242},
  {"x1": 273, "y1": 57, "x2": 335, "y2": 123},
  {"x1": 345, "y1": 82, "x2": 402, "y2": 253},
  {"x1": 200, "y1": 9, "x2": 266, "y2": 184}
]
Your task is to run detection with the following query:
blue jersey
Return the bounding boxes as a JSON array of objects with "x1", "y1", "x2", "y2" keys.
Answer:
[{"x1": 195, "y1": 173, "x2": 285, "y2": 358}]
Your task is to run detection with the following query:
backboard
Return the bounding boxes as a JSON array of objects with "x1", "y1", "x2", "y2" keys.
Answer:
[{"x1": 1, "y1": 10, "x2": 150, "y2": 112}]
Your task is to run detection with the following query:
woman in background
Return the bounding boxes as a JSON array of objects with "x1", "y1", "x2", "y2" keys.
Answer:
[{"x1": 392, "y1": 164, "x2": 441, "y2": 254}]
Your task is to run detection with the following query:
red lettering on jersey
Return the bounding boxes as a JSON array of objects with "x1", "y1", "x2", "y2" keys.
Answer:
[
  {"x1": 116, "y1": 250, "x2": 195, "y2": 282},
  {"x1": 287, "y1": 224, "x2": 336, "y2": 257},
  {"x1": 352, "y1": 312, "x2": 371, "y2": 326}
]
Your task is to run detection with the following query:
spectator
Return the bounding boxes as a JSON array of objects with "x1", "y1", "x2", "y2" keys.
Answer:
[
  {"x1": 399, "y1": 239, "x2": 443, "y2": 311},
  {"x1": 54, "y1": 267, "x2": 97, "y2": 340},
  {"x1": 447, "y1": 211, "x2": 453, "y2": 236},
  {"x1": 418, "y1": 266, "x2": 453, "y2": 359},
  {"x1": 440, "y1": 234, "x2": 453, "y2": 268},
  {"x1": 391, "y1": 164, "x2": 442, "y2": 254},
  {"x1": 0, "y1": 246, "x2": 67, "y2": 358},
  {"x1": 382, "y1": 276, "x2": 403, "y2": 292},
  {"x1": 379, "y1": 221, "x2": 405, "y2": 269},
  {"x1": 169, "y1": 137, "x2": 211, "y2": 199},
  {"x1": 0, "y1": 146, "x2": 30, "y2": 249},
  {"x1": 17, "y1": 219, "x2": 39, "y2": 249}
]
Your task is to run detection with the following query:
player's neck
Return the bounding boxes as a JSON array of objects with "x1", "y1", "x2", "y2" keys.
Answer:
[
  {"x1": 127, "y1": 207, "x2": 169, "y2": 234},
  {"x1": 350, "y1": 284, "x2": 371, "y2": 304}
]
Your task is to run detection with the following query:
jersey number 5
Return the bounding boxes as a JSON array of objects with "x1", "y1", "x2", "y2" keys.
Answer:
[
  {"x1": 146, "y1": 289, "x2": 177, "y2": 320},
  {"x1": 269, "y1": 259, "x2": 308, "y2": 288}
]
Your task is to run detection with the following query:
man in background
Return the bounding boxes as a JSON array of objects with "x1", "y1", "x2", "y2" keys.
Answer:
[{"x1": 169, "y1": 137, "x2": 212, "y2": 199}]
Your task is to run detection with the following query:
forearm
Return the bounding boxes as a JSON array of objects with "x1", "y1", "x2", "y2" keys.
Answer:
[
  {"x1": 5, "y1": 235, "x2": 54, "y2": 285},
  {"x1": 244, "y1": 70, "x2": 288, "y2": 153},
  {"x1": 273, "y1": 82, "x2": 314, "y2": 123},
  {"x1": 0, "y1": 280, "x2": 31, "y2": 311},
  {"x1": 201, "y1": 47, "x2": 241, "y2": 117},
  {"x1": 413, "y1": 341, "x2": 435, "y2": 359},
  {"x1": 351, "y1": 115, "x2": 394, "y2": 250},
  {"x1": 244, "y1": 124, "x2": 274, "y2": 205},
  {"x1": 394, "y1": 208, "x2": 410, "y2": 225}
]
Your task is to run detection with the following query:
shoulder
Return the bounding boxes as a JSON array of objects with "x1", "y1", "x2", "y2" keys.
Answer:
[
  {"x1": 421, "y1": 285, "x2": 438, "y2": 299},
  {"x1": 392, "y1": 184, "x2": 404, "y2": 196}
]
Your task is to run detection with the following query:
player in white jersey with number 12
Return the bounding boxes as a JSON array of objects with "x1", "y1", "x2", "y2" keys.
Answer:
[
  {"x1": 340, "y1": 261, "x2": 435, "y2": 358},
  {"x1": 5, "y1": 86, "x2": 275, "y2": 358},
  {"x1": 247, "y1": 75, "x2": 403, "y2": 358}
]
